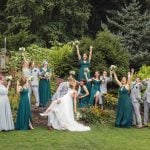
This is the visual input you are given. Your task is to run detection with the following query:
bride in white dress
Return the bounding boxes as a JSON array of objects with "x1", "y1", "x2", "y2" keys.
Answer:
[{"x1": 40, "y1": 80, "x2": 90, "y2": 132}]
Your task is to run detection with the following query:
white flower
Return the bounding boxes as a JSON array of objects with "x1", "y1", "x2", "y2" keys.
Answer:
[
  {"x1": 44, "y1": 72, "x2": 51, "y2": 78},
  {"x1": 19, "y1": 47, "x2": 26, "y2": 52},
  {"x1": 75, "y1": 111, "x2": 82, "y2": 121},
  {"x1": 5, "y1": 75, "x2": 13, "y2": 81},
  {"x1": 110, "y1": 65, "x2": 117, "y2": 70},
  {"x1": 75, "y1": 40, "x2": 80, "y2": 45},
  {"x1": 69, "y1": 71, "x2": 76, "y2": 75},
  {"x1": 28, "y1": 76, "x2": 34, "y2": 82}
]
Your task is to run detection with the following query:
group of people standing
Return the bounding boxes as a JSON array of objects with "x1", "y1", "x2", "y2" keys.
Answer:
[{"x1": 0, "y1": 45, "x2": 150, "y2": 132}]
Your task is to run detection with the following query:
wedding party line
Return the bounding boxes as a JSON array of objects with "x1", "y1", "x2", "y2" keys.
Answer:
[{"x1": 0, "y1": 45, "x2": 150, "y2": 132}]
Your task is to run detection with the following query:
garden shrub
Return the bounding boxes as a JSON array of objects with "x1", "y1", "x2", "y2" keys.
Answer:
[
  {"x1": 104, "y1": 93, "x2": 118, "y2": 109},
  {"x1": 135, "y1": 65, "x2": 150, "y2": 80},
  {"x1": 80, "y1": 107, "x2": 115, "y2": 125}
]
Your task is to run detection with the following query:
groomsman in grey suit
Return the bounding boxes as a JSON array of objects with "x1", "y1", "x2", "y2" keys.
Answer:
[
  {"x1": 30, "y1": 62, "x2": 40, "y2": 107},
  {"x1": 99, "y1": 70, "x2": 113, "y2": 109},
  {"x1": 143, "y1": 78, "x2": 150, "y2": 126},
  {"x1": 130, "y1": 77, "x2": 143, "y2": 128}
]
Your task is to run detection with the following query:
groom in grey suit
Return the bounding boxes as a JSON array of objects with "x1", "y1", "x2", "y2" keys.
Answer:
[
  {"x1": 143, "y1": 78, "x2": 150, "y2": 126},
  {"x1": 99, "y1": 70, "x2": 113, "y2": 109},
  {"x1": 130, "y1": 77, "x2": 143, "y2": 128}
]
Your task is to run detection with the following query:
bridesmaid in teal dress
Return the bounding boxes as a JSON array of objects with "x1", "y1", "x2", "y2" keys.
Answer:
[
  {"x1": 78, "y1": 80, "x2": 89, "y2": 108},
  {"x1": 85, "y1": 71, "x2": 101, "y2": 107},
  {"x1": 15, "y1": 77, "x2": 34, "y2": 130},
  {"x1": 113, "y1": 70, "x2": 133, "y2": 128},
  {"x1": 76, "y1": 45, "x2": 93, "y2": 81},
  {"x1": 39, "y1": 61, "x2": 51, "y2": 107}
]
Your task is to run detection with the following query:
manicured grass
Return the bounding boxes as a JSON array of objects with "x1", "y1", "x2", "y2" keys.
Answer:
[{"x1": 0, "y1": 125, "x2": 150, "y2": 150}]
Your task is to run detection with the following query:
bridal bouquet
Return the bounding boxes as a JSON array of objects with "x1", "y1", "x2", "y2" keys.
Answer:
[
  {"x1": 5, "y1": 75, "x2": 13, "y2": 81},
  {"x1": 28, "y1": 76, "x2": 34, "y2": 82},
  {"x1": 75, "y1": 111, "x2": 82, "y2": 121},
  {"x1": 110, "y1": 65, "x2": 117, "y2": 71}
]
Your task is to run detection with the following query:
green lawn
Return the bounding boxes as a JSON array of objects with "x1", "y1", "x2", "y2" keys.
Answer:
[{"x1": 0, "y1": 125, "x2": 150, "y2": 150}]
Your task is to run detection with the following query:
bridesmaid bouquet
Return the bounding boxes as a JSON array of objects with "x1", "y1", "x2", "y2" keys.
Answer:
[
  {"x1": 44, "y1": 72, "x2": 52, "y2": 79},
  {"x1": 69, "y1": 71, "x2": 76, "y2": 75},
  {"x1": 19, "y1": 47, "x2": 25, "y2": 52},
  {"x1": 73, "y1": 40, "x2": 80, "y2": 46},
  {"x1": 110, "y1": 65, "x2": 117, "y2": 71},
  {"x1": 5, "y1": 75, "x2": 13, "y2": 81},
  {"x1": 28, "y1": 76, "x2": 34, "y2": 82}
]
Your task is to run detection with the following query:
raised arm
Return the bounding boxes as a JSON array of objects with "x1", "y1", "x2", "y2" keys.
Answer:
[
  {"x1": 22, "y1": 53, "x2": 28, "y2": 63},
  {"x1": 7, "y1": 81, "x2": 11, "y2": 89},
  {"x1": 16, "y1": 81, "x2": 22, "y2": 93},
  {"x1": 76, "y1": 45, "x2": 81, "y2": 60},
  {"x1": 73, "y1": 91, "x2": 77, "y2": 113},
  {"x1": 127, "y1": 68, "x2": 134, "y2": 85},
  {"x1": 107, "y1": 70, "x2": 113, "y2": 83},
  {"x1": 89, "y1": 46, "x2": 93, "y2": 62},
  {"x1": 113, "y1": 71, "x2": 122, "y2": 86}
]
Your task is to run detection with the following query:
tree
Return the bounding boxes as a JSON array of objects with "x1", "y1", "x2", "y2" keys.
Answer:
[
  {"x1": 107, "y1": 0, "x2": 150, "y2": 68},
  {"x1": 3, "y1": 0, "x2": 91, "y2": 49}
]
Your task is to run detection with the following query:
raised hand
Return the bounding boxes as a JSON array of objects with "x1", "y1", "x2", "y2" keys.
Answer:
[{"x1": 131, "y1": 68, "x2": 134, "y2": 74}]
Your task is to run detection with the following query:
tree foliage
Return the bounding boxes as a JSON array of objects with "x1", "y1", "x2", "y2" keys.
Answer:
[
  {"x1": 0, "y1": 0, "x2": 91, "y2": 49},
  {"x1": 107, "y1": 0, "x2": 150, "y2": 67}
]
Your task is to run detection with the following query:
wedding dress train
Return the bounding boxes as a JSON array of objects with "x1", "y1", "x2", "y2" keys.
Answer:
[{"x1": 47, "y1": 90, "x2": 90, "y2": 132}]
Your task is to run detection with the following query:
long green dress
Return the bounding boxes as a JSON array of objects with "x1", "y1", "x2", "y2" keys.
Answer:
[
  {"x1": 39, "y1": 68, "x2": 51, "y2": 107},
  {"x1": 78, "y1": 60, "x2": 90, "y2": 81},
  {"x1": 79, "y1": 85, "x2": 89, "y2": 108},
  {"x1": 15, "y1": 88, "x2": 32, "y2": 130},
  {"x1": 88, "y1": 79, "x2": 101, "y2": 106},
  {"x1": 115, "y1": 86, "x2": 133, "y2": 128}
]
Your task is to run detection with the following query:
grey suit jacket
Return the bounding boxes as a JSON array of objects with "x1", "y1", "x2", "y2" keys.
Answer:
[
  {"x1": 130, "y1": 82, "x2": 143, "y2": 103},
  {"x1": 143, "y1": 80, "x2": 150, "y2": 103},
  {"x1": 100, "y1": 76, "x2": 112, "y2": 94}
]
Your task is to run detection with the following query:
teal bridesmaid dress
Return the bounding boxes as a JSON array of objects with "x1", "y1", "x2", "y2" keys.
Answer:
[
  {"x1": 15, "y1": 88, "x2": 32, "y2": 130},
  {"x1": 39, "y1": 68, "x2": 51, "y2": 107},
  {"x1": 78, "y1": 60, "x2": 90, "y2": 81},
  {"x1": 79, "y1": 85, "x2": 89, "y2": 108},
  {"x1": 88, "y1": 80, "x2": 101, "y2": 106},
  {"x1": 115, "y1": 87, "x2": 133, "y2": 128}
]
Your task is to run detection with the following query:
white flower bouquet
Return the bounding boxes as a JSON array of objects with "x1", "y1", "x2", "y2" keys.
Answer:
[
  {"x1": 44, "y1": 72, "x2": 51, "y2": 79},
  {"x1": 69, "y1": 70, "x2": 76, "y2": 76},
  {"x1": 73, "y1": 40, "x2": 80, "y2": 46},
  {"x1": 110, "y1": 65, "x2": 117, "y2": 71},
  {"x1": 5, "y1": 75, "x2": 13, "y2": 81},
  {"x1": 75, "y1": 111, "x2": 82, "y2": 121},
  {"x1": 28, "y1": 76, "x2": 34, "y2": 82},
  {"x1": 19, "y1": 47, "x2": 25, "y2": 52}
]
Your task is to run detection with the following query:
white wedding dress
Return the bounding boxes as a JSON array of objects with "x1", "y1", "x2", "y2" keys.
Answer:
[{"x1": 48, "y1": 90, "x2": 90, "y2": 132}]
